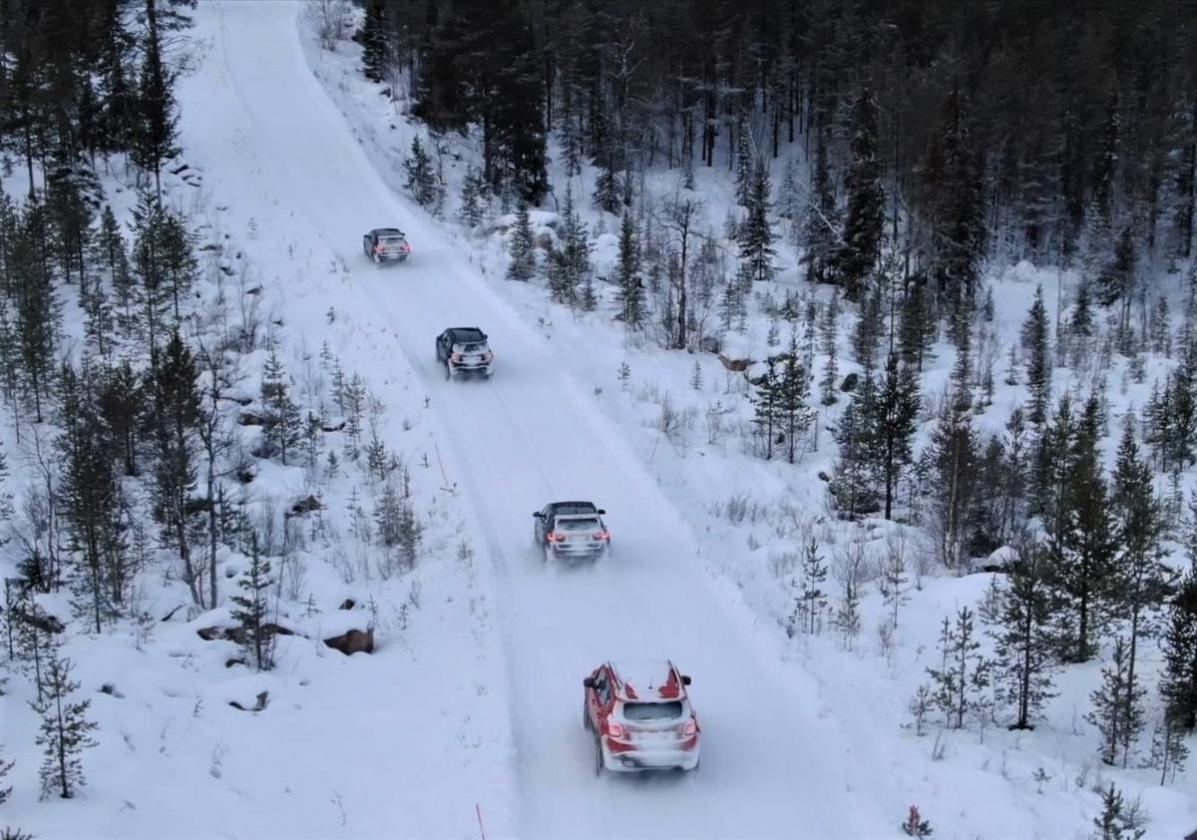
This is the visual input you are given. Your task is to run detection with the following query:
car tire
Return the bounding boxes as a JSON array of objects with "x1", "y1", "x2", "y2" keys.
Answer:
[
  {"x1": 583, "y1": 703, "x2": 591, "y2": 731},
  {"x1": 444, "y1": 362, "x2": 452, "y2": 381},
  {"x1": 594, "y1": 737, "x2": 604, "y2": 777}
]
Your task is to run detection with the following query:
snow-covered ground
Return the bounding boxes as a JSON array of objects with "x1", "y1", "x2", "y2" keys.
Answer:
[{"x1": 6, "y1": 1, "x2": 1197, "y2": 838}]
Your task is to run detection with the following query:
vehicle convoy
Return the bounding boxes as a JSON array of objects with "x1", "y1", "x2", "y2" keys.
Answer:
[
  {"x1": 362, "y1": 227, "x2": 412, "y2": 264},
  {"x1": 533, "y1": 501, "x2": 609, "y2": 562},
  {"x1": 583, "y1": 660, "x2": 700, "y2": 774},
  {"x1": 435, "y1": 327, "x2": 494, "y2": 379}
]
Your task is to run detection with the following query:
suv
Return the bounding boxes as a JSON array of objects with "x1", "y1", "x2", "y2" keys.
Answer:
[
  {"x1": 362, "y1": 228, "x2": 412, "y2": 264},
  {"x1": 583, "y1": 660, "x2": 700, "y2": 774},
  {"x1": 533, "y1": 501, "x2": 609, "y2": 561},
  {"x1": 435, "y1": 327, "x2": 494, "y2": 379}
]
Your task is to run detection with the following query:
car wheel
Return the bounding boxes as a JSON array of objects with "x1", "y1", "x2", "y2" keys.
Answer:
[
  {"x1": 444, "y1": 362, "x2": 452, "y2": 381},
  {"x1": 594, "y1": 737, "x2": 604, "y2": 777},
  {"x1": 583, "y1": 703, "x2": 591, "y2": 731}
]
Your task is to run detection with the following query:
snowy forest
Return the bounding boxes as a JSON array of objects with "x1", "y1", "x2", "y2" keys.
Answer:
[{"x1": 1, "y1": 0, "x2": 1197, "y2": 837}]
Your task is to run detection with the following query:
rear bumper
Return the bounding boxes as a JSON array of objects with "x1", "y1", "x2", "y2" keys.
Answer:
[
  {"x1": 601, "y1": 740, "x2": 699, "y2": 772},
  {"x1": 448, "y1": 362, "x2": 492, "y2": 377},
  {"x1": 550, "y1": 542, "x2": 608, "y2": 560},
  {"x1": 376, "y1": 252, "x2": 409, "y2": 262}
]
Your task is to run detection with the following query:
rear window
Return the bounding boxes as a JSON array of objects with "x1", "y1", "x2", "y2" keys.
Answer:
[
  {"x1": 557, "y1": 518, "x2": 600, "y2": 532},
  {"x1": 456, "y1": 342, "x2": 488, "y2": 353},
  {"x1": 623, "y1": 701, "x2": 684, "y2": 722},
  {"x1": 380, "y1": 235, "x2": 406, "y2": 245}
]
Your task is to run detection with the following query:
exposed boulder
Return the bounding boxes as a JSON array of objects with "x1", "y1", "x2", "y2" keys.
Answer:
[
  {"x1": 324, "y1": 627, "x2": 374, "y2": 656},
  {"x1": 840, "y1": 372, "x2": 859, "y2": 393},
  {"x1": 286, "y1": 495, "x2": 323, "y2": 518}
]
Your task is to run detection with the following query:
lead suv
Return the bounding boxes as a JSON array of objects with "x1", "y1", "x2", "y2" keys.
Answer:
[
  {"x1": 583, "y1": 660, "x2": 700, "y2": 774},
  {"x1": 362, "y1": 227, "x2": 411, "y2": 264},
  {"x1": 533, "y1": 501, "x2": 609, "y2": 562},
  {"x1": 435, "y1": 327, "x2": 494, "y2": 379}
]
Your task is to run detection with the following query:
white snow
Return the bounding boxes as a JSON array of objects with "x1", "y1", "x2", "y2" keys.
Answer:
[{"x1": 4, "y1": 1, "x2": 1196, "y2": 838}]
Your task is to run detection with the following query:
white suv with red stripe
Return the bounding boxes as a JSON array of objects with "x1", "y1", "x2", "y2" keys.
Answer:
[{"x1": 583, "y1": 660, "x2": 700, "y2": 774}]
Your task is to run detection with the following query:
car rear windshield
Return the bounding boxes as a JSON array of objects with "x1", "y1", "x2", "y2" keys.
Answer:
[
  {"x1": 456, "y1": 342, "x2": 488, "y2": 353},
  {"x1": 623, "y1": 701, "x2": 684, "y2": 722},
  {"x1": 557, "y1": 518, "x2": 600, "y2": 532},
  {"x1": 380, "y1": 235, "x2": 406, "y2": 245}
]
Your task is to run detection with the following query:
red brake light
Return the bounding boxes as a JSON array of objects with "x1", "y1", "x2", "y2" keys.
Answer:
[
  {"x1": 402, "y1": 243, "x2": 411, "y2": 252},
  {"x1": 451, "y1": 352, "x2": 462, "y2": 362},
  {"x1": 546, "y1": 531, "x2": 564, "y2": 542},
  {"x1": 374, "y1": 244, "x2": 383, "y2": 253},
  {"x1": 607, "y1": 722, "x2": 625, "y2": 739},
  {"x1": 682, "y1": 719, "x2": 697, "y2": 737},
  {"x1": 594, "y1": 530, "x2": 609, "y2": 541},
  {"x1": 483, "y1": 351, "x2": 494, "y2": 362}
]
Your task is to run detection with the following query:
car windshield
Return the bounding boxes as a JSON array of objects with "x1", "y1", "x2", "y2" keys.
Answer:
[
  {"x1": 557, "y1": 518, "x2": 599, "y2": 532},
  {"x1": 622, "y1": 701, "x2": 684, "y2": 722}
]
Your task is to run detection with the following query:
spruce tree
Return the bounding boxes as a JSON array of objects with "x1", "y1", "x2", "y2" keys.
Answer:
[
  {"x1": 833, "y1": 91, "x2": 884, "y2": 301},
  {"x1": 132, "y1": 0, "x2": 180, "y2": 198},
  {"x1": 1159, "y1": 568, "x2": 1197, "y2": 730},
  {"x1": 774, "y1": 337, "x2": 813, "y2": 464},
  {"x1": 1089, "y1": 636, "x2": 1144, "y2": 766},
  {"x1": 548, "y1": 185, "x2": 590, "y2": 305},
  {"x1": 1021, "y1": 285, "x2": 1051, "y2": 427},
  {"x1": 830, "y1": 377, "x2": 879, "y2": 518},
  {"x1": 750, "y1": 355, "x2": 782, "y2": 460},
  {"x1": 801, "y1": 130, "x2": 838, "y2": 285},
  {"x1": 795, "y1": 537, "x2": 828, "y2": 635},
  {"x1": 1092, "y1": 783, "x2": 1146, "y2": 840},
  {"x1": 360, "y1": 0, "x2": 388, "y2": 82},
  {"x1": 260, "y1": 348, "x2": 302, "y2": 466},
  {"x1": 30, "y1": 654, "x2": 98, "y2": 800},
  {"x1": 12, "y1": 198, "x2": 61, "y2": 423},
  {"x1": 614, "y1": 212, "x2": 644, "y2": 328},
  {"x1": 738, "y1": 161, "x2": 776, "y2": 282},
  {"x1": 928, "y1": 366, "x2": 978, "y2": 569},
  {"x1": 505, "y1": 201, "x2": 537, "y2": 281},
  {"x1": 403, "y1": 137, "x2": 442, "y2": 209},
  {"x1": 898, "y1": 275, "x2": 936, "y2": 372},
  {"x1": 458, "y1": 166, "x2": 487, "y2": 228},
  {"x1": 231, "y1": 534, "x2": 274, "y2": 671}
]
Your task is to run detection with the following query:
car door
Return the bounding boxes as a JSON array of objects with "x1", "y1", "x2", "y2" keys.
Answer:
[
  {"x1": 587, "y1": 669, "x2": 607, "y2": 730},
  {"x1": 436, "y1": 331, "x2": 448, "y2": 362},
  {"x1": 535, "y1": 505, "x2": 551, "y2": 543}
]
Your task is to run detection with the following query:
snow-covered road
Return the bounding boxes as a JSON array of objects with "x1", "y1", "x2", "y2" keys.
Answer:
[{"x1": 192, "y1": 3, "x2": 878, "y2": 836}]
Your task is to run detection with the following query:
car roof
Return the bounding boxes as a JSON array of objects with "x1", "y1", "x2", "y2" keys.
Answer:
[
  {"x1": 445, "y1": 327, "x2": 486, "y2": 342},
  {"x1": 372, "y1": 227, "x2": 405, "y2": 237},
  {"x1": 607, "y1": 660, "x2": 685, "y2": 702},
  {"x1": 547, "y1": 501, "x2": 598, "y2": 514}
]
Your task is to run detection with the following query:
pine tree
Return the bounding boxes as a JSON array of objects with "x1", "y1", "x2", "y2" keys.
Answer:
[
  {"x1": 505, "y1": 201, "x2": 537, "y2": 281},
  {"x1": 983, "y1": 541, "x2": 1057, "y2": 729},
  {"x1": 774, "y1": 339, "x2": 813, "y2": 464},
  {"x1": 927, "y1": 607, "x2": 990, "y2": 729},
  {"x1": 833, "y1": 91, "x2": 884, "y2": 301},
  {"x1": 1021, "y1": 285, "x2": 1051, "y2": 427},
  {"x1": 0, "y1": 746, "x2": 12, "y2": 805},
  {"x1": 1109, "y1": 418, "x2": 1175, "y2": 764},
  {"x1": 150, "y1": 331, "x2": 202, "y2": 605},
  {"x1": 734, "y1": 118, "x2": 755, "y2": 208},
  {"x1": 1092, "y1": 783, "x2": 1147, "y2": 840},
  {"x1": 1159, "y1": 568, "x2": 1197, "y2": 730},
  {"x1": 1089, "y1": 636, "x2": 1145, "y2": 766},
  {"x1": 928, "y1": 369, "x2": 978, "y2": 569},
  {"x1": 750, "y1": 355, "x2": 782, "y2": 460},
  {"x1": 871, "y1": 353, "x2": 921, "y2": 520},
  {"x1": 738, "y1": 161, "x2": 776, "y2": 282},
  {"x1": 131, "y1": 188, "x2": 172, "y2": 365},
  {"x1": 98, "y1": 360, "x2": 142, "y2": 477},
  {"x1": 614, "y1": 212, "x2": 645, "y2": 328},
  {"x1": 1048, "y1": 395, "x2": 1118, "y2": 663},
  {"x1": 777, "y1": 156, "x2": 800, "y2": 222},
  {"x1": 403, "y1": 137, "x2": 442, "y2": 209},
  {"x1": 851, "y1": 284, "x2": 884, "y2": 372},
  {"x1": 30, "y1": 654, "x2": 98, "y2": 800},
  {"x1": 260, "y1": 348, "x2": 302, "y2": 466},
  {"x1": 11, "y1": 198, "x2": 61, "y2": 423},
  {"x1": 898, "y1": 275, "x2": 936, "y2": 372},
  {"x1": 794, "y1": 537, "x2": 828, "y2": 636},
  {"x1": 1145, "y1": 714, "x2": 1189, "y2": 784},
  {"x1": 132, "y1": 0, "x2": 181, "y2": 198},
  {"x1": 231, "y1": 534, "x2": 273, "y2": 671}
]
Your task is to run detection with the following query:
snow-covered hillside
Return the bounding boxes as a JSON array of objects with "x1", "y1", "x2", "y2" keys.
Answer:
[{"x1": 4, "y1": 2, "x2": 1197, "y2": 839}]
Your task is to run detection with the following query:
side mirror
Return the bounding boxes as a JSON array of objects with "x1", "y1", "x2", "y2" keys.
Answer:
[
  {"x1": 681, "y1": 675, "x2": 692, "y2": 686},
  {"x1": 597, "y1": 509, "x2": 606, "y2": 515},
  {"x1": 532, "y1": 512, "x2": 542, "y2": 518},
  {"x1": 583, "y1": 677, "x2": 596, "y2": 689}
]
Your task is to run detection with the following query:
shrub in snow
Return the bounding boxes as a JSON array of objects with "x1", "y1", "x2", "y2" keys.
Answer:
[
  {"x1": 901, "y1": 805, "x2": 933, "y2": 837},
  {"x1": 1091, "y1": 783, "x2": 1146, "y2": 840}
]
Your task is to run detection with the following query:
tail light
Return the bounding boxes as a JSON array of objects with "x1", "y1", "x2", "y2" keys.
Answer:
[
  {"x1": 546, "y1": 531, "x2": 565, "y2": 542},
  {"x1": 607, "y1": 722, "x2": 625, "y2": 739},
  {"x1": 682, "y1": 719, "x2": 697, "y2": 737},
  {"x1": 593, "y1": 530, "x2": 610, "y2": 541},
  {"x1": 451, "y1": 352, "x2": 462, "y2": 362},
  {"x1": 374, "y1": 244, "x2": 384, "y2": 253},
  {"x1": 483, "y1": 351, "x2": 494, "y2": 362},
  {"x1": 402, "y1": 243, "x2": 411, "y2": 253}
]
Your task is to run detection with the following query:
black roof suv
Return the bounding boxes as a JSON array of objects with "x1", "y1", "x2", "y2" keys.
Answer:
[
  {"x1": 436, "y1": 327, "x2": 494, "y2": 380},
  {"x1": 533, "y1": 501, "x2": 610, "y2": 562},
  {"x1": 363, "y1": 228, "x2": 411, "y2": 264}
]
